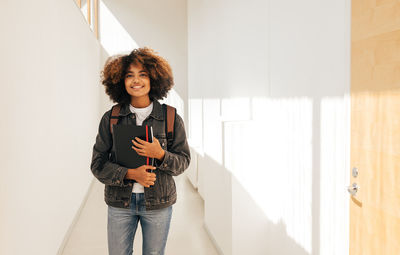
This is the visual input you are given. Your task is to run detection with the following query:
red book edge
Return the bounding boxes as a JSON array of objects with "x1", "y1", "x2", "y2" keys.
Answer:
[{"x1": 146, "y1": 125, "x2": 149, "y2": 165}]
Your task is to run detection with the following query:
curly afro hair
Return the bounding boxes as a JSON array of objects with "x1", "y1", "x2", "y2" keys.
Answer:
[{"x1": 100, "y1": 47, "x2": 174, "y2": 104}]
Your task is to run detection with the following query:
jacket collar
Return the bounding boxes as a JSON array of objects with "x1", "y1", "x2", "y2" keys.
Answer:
[{"x1": 118, "y1": 99, "x2": 164, "y2": 120}]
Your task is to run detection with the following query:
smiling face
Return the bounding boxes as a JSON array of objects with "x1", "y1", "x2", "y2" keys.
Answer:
[{"x1": 124, "y1": 63, "x2": 151, "y2": 106}]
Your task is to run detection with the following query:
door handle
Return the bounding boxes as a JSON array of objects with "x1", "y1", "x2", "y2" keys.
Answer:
[{"x1": 347, "y1": 183, "x2": 360, "y2": 196}]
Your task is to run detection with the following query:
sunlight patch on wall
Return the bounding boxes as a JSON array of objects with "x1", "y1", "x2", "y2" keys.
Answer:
[
  {"x1": 189, "y1": 95, "x2": 349, "y2": 254},
  {"x1": 203, "y1": 99, "x2": 223, "y2": 164},
  {"x1": 224, "y1": 96, "x2": 313, "y2": 253},
  {"x1": 320, "y1": 96, "x2": 350, "y2": 255},
  {"x1": 79, "y1": 0, "x2": 89, "y2": 28},
  {"x1": 99, "y1": 1, "x2": 138, "y2": 55},
  {"x1": 188, "y1": 99, "x2": 203, "y2": 151},
  {"x1": 159, "y1": 89, "x2": 184, "y2": 119},
  {"x1": 220, "y1": 97, "x2": 252, "y2": 121}
]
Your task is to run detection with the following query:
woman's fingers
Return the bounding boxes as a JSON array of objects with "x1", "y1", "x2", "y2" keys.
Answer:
[
  {"x1": 146, "y1": 173, "x2": 156, "y2": 185},
  {"x1": 132, "y1": 139, "x2": 145, "y2": 149},
  {"x1": 132, "y1": 146, "x2": 146, "y2": 155},
  {"x1": 143, "y1": 181, "x2": 155, "y2": 187},
  {"x1": 134, "y1": 166, "x2": 156, "y2": 187},
  {"x1": 147, "y1": 174, "x2": 156, "y2": 180},
  {"x1": 134, "y1": 137, "x2": 148, "y2": 145}
]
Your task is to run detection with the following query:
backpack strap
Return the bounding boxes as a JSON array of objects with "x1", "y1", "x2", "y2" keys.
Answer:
[
  {"x1": 110, "y1": 103, "x2": 122, "y2": 134},
  {"x1": 163, "y1": 104, "x2": 176, "y2": 149}
]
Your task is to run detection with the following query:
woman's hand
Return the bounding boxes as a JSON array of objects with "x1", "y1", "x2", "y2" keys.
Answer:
[
  {"x1": 131, "y1": 137, "x2": 165, "y2": 161},
  {"x1": 126, "y1": 165, "x2": 156, "y2": 188}
]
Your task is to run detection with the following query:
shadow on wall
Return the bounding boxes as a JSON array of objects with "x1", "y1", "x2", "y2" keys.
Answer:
[
  {"x1": 195, "y1": 152, "x2": 310, "y2": 255},
  {"x1": 232, "y1": 166, "x2": 310, "y2": 255}
]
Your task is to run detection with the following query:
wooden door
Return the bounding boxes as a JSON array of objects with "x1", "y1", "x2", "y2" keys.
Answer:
[{"x1": 350, "y1": 0, "x2": 400, "y2": 254}]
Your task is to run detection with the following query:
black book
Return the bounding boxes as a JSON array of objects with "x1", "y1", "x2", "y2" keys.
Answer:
[{"x1": 112, "y1": 124, "x2": 154, "y2": 171}]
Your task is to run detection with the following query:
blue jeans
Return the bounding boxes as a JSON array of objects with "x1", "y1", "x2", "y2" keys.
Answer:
[{"x1": 107, "y1": 193, "x2": 173, "y2": 255}]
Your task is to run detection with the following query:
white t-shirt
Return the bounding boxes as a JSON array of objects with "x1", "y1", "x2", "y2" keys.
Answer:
[{"x1": 129, "y1": 102, "x2": 154, "y2": 193}]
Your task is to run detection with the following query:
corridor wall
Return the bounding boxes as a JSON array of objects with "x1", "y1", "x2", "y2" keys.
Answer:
[
  {"x1": 0, "y1": 0, "x2": 108, "y2": 254},
  {"x1": 188, "y1": 0, "x2": 351, "y2": 254}
]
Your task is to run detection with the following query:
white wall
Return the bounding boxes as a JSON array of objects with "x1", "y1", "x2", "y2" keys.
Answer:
[
  {"x1": 188, "y1": 0, "x2": 351, "y2": 254},
  {"x1": 100, "y1": 0, "x2": 188, "y2": 122},
  {"x1": 0, "y1": 0, "x2": 108, "y2": 254}
]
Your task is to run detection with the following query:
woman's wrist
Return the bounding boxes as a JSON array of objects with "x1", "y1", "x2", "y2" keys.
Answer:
[
  {"x1": 157, "y1": 149, "x2": 165, "y2": 161},
  {"x1": 125, "y1": 168, "x2": 137, "y2": 180}
]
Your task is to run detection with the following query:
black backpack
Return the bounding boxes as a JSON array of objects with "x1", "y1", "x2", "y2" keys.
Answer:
[{"x1": 109, "y1": 103, "x2": 176, "y2": 149}]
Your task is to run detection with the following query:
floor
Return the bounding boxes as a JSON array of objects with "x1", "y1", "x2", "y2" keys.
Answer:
[{"x1": 61, "y1": 172, "x2": 220, "y2": 255}]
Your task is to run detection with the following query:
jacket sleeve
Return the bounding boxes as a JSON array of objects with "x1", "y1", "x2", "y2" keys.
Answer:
[
  {"x1": 90, "y1": 110, "x2": 130, "y2": 187},
  {"x1": 155, "y1": 113, "x2": 191, "y2": 176}
]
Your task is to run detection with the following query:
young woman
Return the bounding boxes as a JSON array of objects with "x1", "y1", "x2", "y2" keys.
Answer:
[{"x1": 90, "y1": 47, "x2": 191, "y2": 255}]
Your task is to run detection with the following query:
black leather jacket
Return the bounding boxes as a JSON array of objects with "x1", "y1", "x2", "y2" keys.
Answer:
[{"x1": 90, "y1": 100, "x2": 191, "y2": 210}]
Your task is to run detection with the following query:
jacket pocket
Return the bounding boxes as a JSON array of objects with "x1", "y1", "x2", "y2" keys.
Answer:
[
  {"x1": 165, "y1": 174, "x2": 176, "y2": 198},
  {"x1": 104, "y1": 185, "x2": 114, "y2": 199}
]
